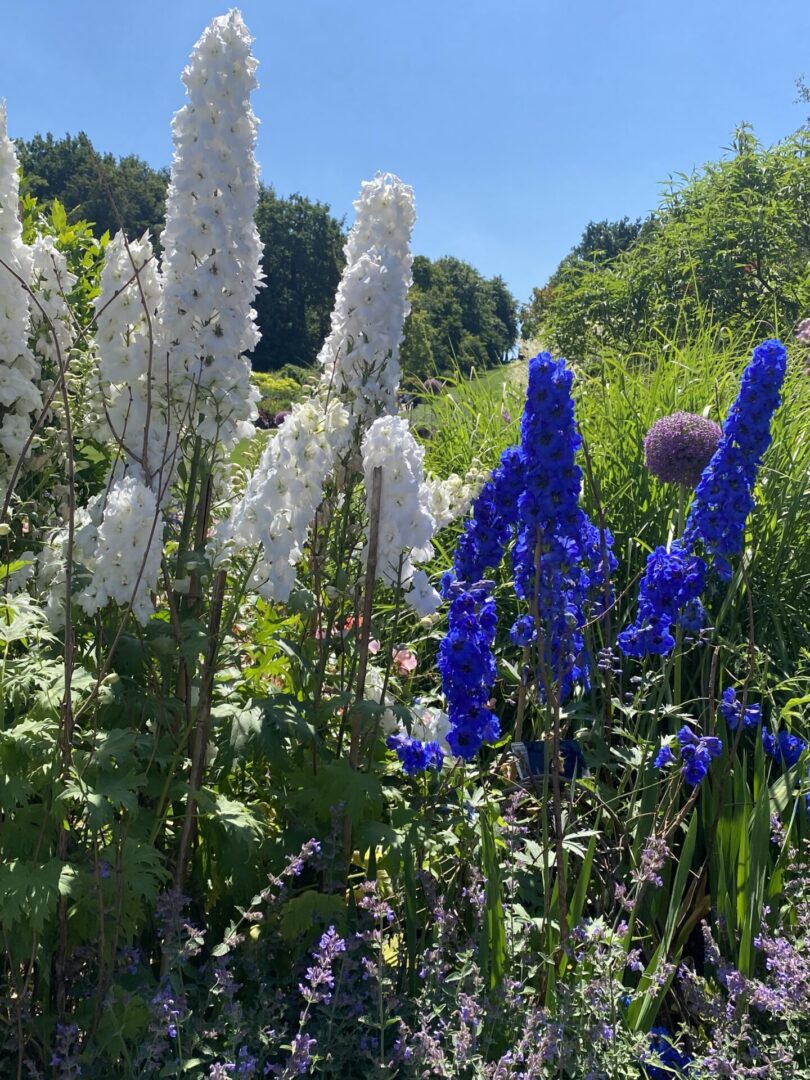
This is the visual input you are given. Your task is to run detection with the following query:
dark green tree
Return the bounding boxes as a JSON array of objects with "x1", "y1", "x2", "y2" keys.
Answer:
[
  {"x1": 401, "y1": 255, "x2": 518, "y2": 376},
  {"x1": 251, "y1": 187, "x2": 345, "y2": 371},
  {"x1": 16, "y1": 132, "x2": 168, "y2": 242},
  {"x1": 521, "y1": 217, "x2": 645, "y2": 341}
]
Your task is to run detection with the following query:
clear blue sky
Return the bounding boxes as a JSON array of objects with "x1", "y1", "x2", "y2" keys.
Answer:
[{"x1": 4, "y1": 0, "x2": 809, "y2": 305}]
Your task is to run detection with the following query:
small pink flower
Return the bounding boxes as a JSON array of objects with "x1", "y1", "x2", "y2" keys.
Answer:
[
  {"x1": 392, "y1": 649, "x2": 417, "y2": 676},
  {"x1": 368, "y1": 639, "x2": 381, "y2": 655}
]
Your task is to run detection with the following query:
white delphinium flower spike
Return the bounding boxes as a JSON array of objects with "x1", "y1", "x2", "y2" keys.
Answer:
[
  {"x1": 221, "y1": 397, "x2": 349, "y2": 603},
  {"x1": 361, "y1": 415, "x2": 441, "y2": 617},
  {"x1": 0, "y1": 101, "x2": 38, "y2": 496},
  {"x1": 29, "y1": 235, "x2": 76, "y2": 372},
  {"x1": 78, "y1": 475, "x2": 164, "y2": 625},
  {"x1": 318, "y1": 174, "x2": 415, "y2": 424},
  {"x1": 94, "y1": 231, "x2": 168, "y2": 489},
  {"x1": 158, "y1": 10, "x2": 262, "y2": 448}
]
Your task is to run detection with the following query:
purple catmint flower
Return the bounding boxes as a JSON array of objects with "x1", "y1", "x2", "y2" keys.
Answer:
[
  {"x1": 50, "y1": 1024, "x2": 82, "y2": 1079},
  {"x1": 632, "y1": 834, "x2": 671, "y2": 889},
  {"x1": 300, "y1": 925, "x2": 346, "y2": 1005},
  {"x1": 644, "y1": 411, "x2": 723, "y2": 487},
  {"x1": 286, "y1": 1032, "x2": 317, "y2": 1075}
]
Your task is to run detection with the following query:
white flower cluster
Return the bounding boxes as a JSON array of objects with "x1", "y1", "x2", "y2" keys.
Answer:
[
  {"x1": 158, "y1": 9, "x2": 262, "y2": 448},
  {"x1": 221, "y1": 398, "x2": 349, "y2": 602},
  {"x1": 94, "y1": 232, "x2": 168, "y2": 488},
  {"x1": 318, "y1": 174, "x2": 415, "y2": 423},
  {"x1": 361, "y1": 415, "x2": 440, "y2": 617},
  {"x1": 78, "y1": 476, "x2": 164, "y2": 625},
  {"x1": 0, "y1": 102, "x2": 38, "y2": 494},
  {"x1": 29, "y1": 234, "x2": 75, "y2": 370},
  {"x1": 421, "y1": 466, "x2": 487, "y2": 531}
]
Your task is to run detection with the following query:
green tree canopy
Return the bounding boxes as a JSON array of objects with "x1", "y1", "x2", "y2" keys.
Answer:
[
  {"x1": 401, "y1": 255, "x2": 518, "y2": 376},
  {"x1": 529, "y1": 125, "x2": 810, "y2": 360},
  {"x1": 16, "y1": 132, "x2": 168, "y2": 243},
  {"x1": 251, "y1": 187, "x2": 345, "y2": 372}
]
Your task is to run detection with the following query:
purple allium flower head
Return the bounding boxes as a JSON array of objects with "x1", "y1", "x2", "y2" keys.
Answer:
[{"x1": 644, "y1": 411, "x2": 722, "y2": 487}]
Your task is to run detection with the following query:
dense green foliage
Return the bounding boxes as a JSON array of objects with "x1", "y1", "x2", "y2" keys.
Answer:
[
  {"x1": 401, "y1": 255, "x2": 519, "y2": 377},
  {"x1": 251, "y1": 188, "x2": 346, "y2": 371},
  {"x1": 17, "y1": 132, "x2": 169, "y2": 243},
  {"x1": 529, "y1": 126, "x2": 810, "y2": 360}
]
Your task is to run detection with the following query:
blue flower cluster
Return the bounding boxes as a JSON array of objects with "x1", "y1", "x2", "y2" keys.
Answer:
[
  {"x1": 644, "y1": 1027, "x2": 693, "y2": 1078},
  {"x1": 620, "y1": 339, "x2": 787, "y2": 658},
  {"x1": 618, "y1": 541, "x2": 706, "y2": 657},
  {"x1": 762, "y1": 727, "x2": 806, "y2": 768},
  {"x1": 719, "y1": 686, "x2": 761, "y2": 731},
  {"x1": 654, "y1": 726, "x2": 723, "y2": 786},
  {"x1": 437, "y1": 582, "x2": 500, "y2": 759},
  {"x1": 441, "y1": 351, "x2": 616, "y2": 725},
  {"x1": 386, "y1": 732, "x2": 444, "y2": 775},
  {"x1": 511, "y1": 353, "x2": 617, "y2": 701},
  {"x1": 452, "y1": 446, "x2": 523, "y2": 583},
  {"x1": 685, "y1": 338, "x2": 787, "y2": 580}
]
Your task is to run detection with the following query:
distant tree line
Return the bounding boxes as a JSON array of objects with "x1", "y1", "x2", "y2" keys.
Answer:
[{"x1": 16, "y1": 132, "x2": 518, "y2": 377}]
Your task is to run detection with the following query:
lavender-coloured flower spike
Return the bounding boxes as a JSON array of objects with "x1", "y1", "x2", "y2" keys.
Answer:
[{"x1": 644, "y1": 411, "x2": 722, "y2": 488}]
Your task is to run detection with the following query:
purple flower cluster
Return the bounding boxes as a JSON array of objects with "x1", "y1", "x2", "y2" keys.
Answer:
[
  {"x1": 618, "y1": 542, "x2": 706, "y2": 657},
  {"x1": 644, "y1": 411, "x2": 722, "y2": 488},
  {"x1": 437, "y1": 582, "x2": 500, "y2": 758},
  {"x1": 654, "y1": 726, "x2": 723, "y2": 786},
  {"x1": 386, "y1": 732, "x2": 443, "y2": 775},
  {"x1": 719, "y1": 686, "x2": 761, "y2": 730},
  {"x1": 621, "y1": 339, "x2": 787, "y2": 657},
  {"x1": 762, "y1": 727, "x2": 806, "y2": 768},
  {"x1": 300, "y1": 925, "x2": 347, "y2": 1006}
]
